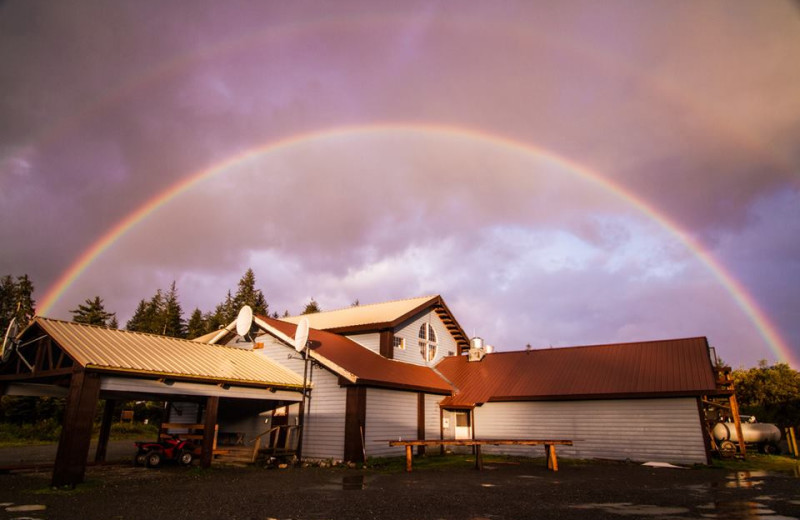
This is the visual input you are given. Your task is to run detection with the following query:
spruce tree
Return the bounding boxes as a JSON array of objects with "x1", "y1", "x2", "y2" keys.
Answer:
[
  {"x1": 302, "y1": 298, "x2": 321, "y2": 314},
  {"x1": 233, "y1": 268, "x2": 268, "y2": 316},
  {"x1": 0, "y1": 274, "x2": 36, "y2": 332},
  {"x1": 161, "y1": 281, "x2": 185, "y2": 338},
  {"x1": 70, "y1": 296, "x2": 116, "y2": 326},
  {"x1": 186, "y1": 308, "x2": 206, "y2": 339}
]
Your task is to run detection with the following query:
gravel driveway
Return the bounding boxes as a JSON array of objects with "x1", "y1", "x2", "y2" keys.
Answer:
[{"x1": 1, "y1": 456, "x2": 798, "y2": 520}]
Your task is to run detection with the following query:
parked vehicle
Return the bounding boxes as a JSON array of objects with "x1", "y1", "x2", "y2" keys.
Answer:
[
  {"x1": 133, "y1": 434, "x2": 197, "y2": 468},
  {"x1": 712, "y1": 416, "x2": 781, "y2": 456}
]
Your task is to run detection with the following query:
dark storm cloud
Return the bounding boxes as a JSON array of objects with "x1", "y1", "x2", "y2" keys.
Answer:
[{"x1": 1, "y1": 0, "x2": 799, "y2": 366}]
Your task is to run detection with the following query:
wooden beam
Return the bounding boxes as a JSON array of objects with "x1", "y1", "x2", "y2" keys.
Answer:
[
  {"x1": 379, "y1": 330, "x2": 394, "y2": 359},
  {"x1": 344, "y1": 386, "x2": 367, "y2": 463},
  {"x1": 95, "y1": 399, "x2": 116, "y2": 463},
  {"x1": 417, "y1": 393, "x2": 425, "y2": 456},
  {"x1": 201, "y1": 396, "x2": 219, "y2": 468},
  {"x1": 52, "y1": 370, "x2": 101, "y2": 488},
  {"x1": 729, "y1": 393, "x2": 747, "y2": 459}
]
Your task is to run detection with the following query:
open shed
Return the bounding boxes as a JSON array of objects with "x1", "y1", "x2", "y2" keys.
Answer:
[{"x1": 0, "y1": 317, "x2": 304, "y2": 487}]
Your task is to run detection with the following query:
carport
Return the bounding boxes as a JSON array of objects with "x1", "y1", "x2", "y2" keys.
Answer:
[{"x1": 0, "y1": 317, "x2": 304, "y2": 487}]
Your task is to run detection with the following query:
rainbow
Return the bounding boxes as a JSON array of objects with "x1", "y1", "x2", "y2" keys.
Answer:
[{"x1": 36, "y1": 123, "x2": 797, "y2": 367}]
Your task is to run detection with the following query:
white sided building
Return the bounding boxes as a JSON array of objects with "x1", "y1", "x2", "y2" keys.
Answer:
[{"x1": 205, "y1": 295, "x2": 720, "y2": 465}]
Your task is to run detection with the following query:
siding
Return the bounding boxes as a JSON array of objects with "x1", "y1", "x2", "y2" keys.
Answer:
[
  {"x1": 345, "y1": 333, "x2": 381, "y2": 354},
  {"x1": 473, "y1": 398, "x2": 707, "y2": 464},
  {"x1": 393, "y1": 311, "x2": 458, "y2": 366},
  {"x1": 364, "y1": 388, "x2": 418, "y2": 458},
  {"x1": 254, "y1": 333, "x2": 346, "y2": 460},
  {"x1": 166, "y1": 402, "x2": 201, "y2": 434},
  {"x1": 424, "y1": 394, "x2": 443, "y2": 440}
]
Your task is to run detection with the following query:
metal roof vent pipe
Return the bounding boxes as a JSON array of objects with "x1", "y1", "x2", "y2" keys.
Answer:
[{"x1": 468, "y1": 336, "x2": 486, "y2": 362}]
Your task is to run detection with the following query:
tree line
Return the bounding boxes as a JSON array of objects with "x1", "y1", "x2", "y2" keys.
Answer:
[
  {"x1": 2, "y1": 268, "x2": 321, "y2": 340},
  {"x1": 2, "y1": 270, "x2": 798, "y2": 429}
]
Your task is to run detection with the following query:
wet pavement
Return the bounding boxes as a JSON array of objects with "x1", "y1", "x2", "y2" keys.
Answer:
[{"x1": 0, "y1": 459, "x2": 798, "y2": 520}]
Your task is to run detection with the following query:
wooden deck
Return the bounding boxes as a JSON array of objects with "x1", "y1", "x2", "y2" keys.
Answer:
[{"x1": 386, "y1": 439, "x2": 573, "y2": 472}]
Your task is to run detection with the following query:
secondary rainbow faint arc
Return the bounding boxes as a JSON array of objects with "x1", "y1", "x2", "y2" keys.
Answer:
[{"x1": 36, "y1": 123, "x2": 797, "y2": 367}]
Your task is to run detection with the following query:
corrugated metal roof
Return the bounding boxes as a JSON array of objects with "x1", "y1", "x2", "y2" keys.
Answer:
[
  {"x1": 32, "y1": 318, "x2": 304, "y2": 388},
  {"x1": 261, "y1": 316, "x2": 453, "y2": 394},
  {"x1": 437, "y1": 337, "x2": 716, "y2": 407},
  {"x1": 280, "y1": 295, "x2": 440, "y2": 331}
]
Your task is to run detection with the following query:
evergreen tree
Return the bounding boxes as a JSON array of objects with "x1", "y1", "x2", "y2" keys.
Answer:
[
  {"x1": 0, "y1": 274, "x2": 36, "y2": 333},
  {"x1": 70, "y1": 296, "x2": 116, "y2": 326},
  {"x1": 161, "y1": 281, "x2": 185, "y2": 338},
  {"x1": 108, "y1": 315, "x2": 119, "y2": 329},
  {"x1": 302, "y1": 298, "x2": 321, "y2": 315},
  {"x1": 186, "y1": 308, "x2": 206, "y2": 339},
  {"x1": 126, "y1": 299, "x2": 150, "y2": 332},
  {"x1": 14, "y1": 275, "x2": 35, "y2": 325},
  {"x1": 233, "y1": 268, "x2": 268, "y2": 316}
]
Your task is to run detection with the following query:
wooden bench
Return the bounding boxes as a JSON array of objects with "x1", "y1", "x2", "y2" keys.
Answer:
[{"x1": 386, "y1": 439, "x2": 573, "y2": 472}]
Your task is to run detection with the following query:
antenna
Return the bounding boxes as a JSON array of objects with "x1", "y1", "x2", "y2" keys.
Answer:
[
  {"x1": 294, "y1": 317, "x2": 309, "y2": 353},
  {"x1": 2, "y1": 318, "x2": 19, "y2": 363},
  {"x1": 235, "y1": 305, "x2": 254, "y2": 338}
]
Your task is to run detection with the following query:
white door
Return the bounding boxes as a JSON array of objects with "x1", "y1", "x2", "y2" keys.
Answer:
[{"x1": 455, "y1": 411, "x2": 471, "y2": 439}]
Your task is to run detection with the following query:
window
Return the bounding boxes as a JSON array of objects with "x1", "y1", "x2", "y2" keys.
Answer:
[
  {"x1": 418, "y1": 323, "x2": 438, "y2": 362},
  {"x1": 393, "y1": 337, "x2": 405, "y2": 350}
]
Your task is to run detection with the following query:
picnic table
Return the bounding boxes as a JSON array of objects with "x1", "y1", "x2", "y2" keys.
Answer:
[{"x1": 386, "y1": 439, "x2": 573, "y2": 472}]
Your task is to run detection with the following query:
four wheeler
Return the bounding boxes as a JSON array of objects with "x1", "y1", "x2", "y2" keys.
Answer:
[{"x1": 133, "y1": 434, "x2": 197, "y2": 468}]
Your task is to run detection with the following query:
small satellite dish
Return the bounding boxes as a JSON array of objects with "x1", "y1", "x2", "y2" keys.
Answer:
[
  {"x1": 235, "y1": 305, "x2": 253, "y2": 337},
  {"x1": 2, "y1": 318, "x2": 19, "y2": 363},
  {"x1": 294, "y1": 317, "x2": 309, "y2": 353}
]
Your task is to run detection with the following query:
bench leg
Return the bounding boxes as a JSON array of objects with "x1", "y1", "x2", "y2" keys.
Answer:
[
  {"x1": 405, "y1": 445, "x2": 413, "y2": 472},
  {"x1": 547, "y1": 444, "x2": 558, "y2": 472},
  {"x1": 475, "y1": 444, "x2": 483, "y2": 470}
]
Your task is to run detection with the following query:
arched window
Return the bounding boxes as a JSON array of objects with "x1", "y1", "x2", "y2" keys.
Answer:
[{"x1": 418, "y1": 323, "x2": 438, "y2": 362}]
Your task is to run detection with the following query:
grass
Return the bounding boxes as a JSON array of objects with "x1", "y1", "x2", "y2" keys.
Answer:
[
  {"x1": 710, "y1": 453, "x2": 800, "y2": 474},
  {"x1": 0, "y1": 421, "x2": 159, "y2": 447}
]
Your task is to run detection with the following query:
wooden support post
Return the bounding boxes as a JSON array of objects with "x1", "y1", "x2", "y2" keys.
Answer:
[
  {"x1": 52, "y1": 370, "x2": 101, "y2": 488},
  {"x1": 547, "y1": 444, "x2": 559, "y2": 472},
  {"x1": 95, "y1": 399, "x2": 116, "y2": 462},
  {"x1": 474, "y1": 444, "x2": 483, "y2": 470},
  {"x1": 729, "y1": 393, "x2": 747, "y2": 459},
  {"x1": 417, "y1": 393, "x2": 425, "y2": 456},
  {"x1": 201, "y1": 396, "x2": 219, "y2": 469},
  {"x1": 405, "y1": 445, "x2": 413, "y2": 472}
]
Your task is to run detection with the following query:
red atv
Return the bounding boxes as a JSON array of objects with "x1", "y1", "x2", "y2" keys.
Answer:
[{"x1": 133, "y1": 434, "x2": 197, "y2": 468}]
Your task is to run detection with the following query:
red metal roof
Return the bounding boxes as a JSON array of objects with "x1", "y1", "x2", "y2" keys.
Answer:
[
  {"x1": 260, "y1": 316, "x2": 453, "y2": 394},
  {"x1": 437, "y1": 337, "x2": 717, "y2": 407}
]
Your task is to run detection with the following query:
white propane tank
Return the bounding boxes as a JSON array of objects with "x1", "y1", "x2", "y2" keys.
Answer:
[{"x1": 712, "y1": 422, "x2": 781, "y2": 444}]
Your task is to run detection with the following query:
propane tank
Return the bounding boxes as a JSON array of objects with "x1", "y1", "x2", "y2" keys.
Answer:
[{"x1": 712, "y1": 422, "x2": 781, "y2": 444}]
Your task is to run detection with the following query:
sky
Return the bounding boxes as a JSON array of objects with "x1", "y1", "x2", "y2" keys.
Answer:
[{"x1": 1, "y1": 1, "x2": 799, "y2": 369}]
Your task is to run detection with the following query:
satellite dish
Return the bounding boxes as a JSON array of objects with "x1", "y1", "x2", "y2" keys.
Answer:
[
  {"x1": 2, "y1": 318, "x2": 19, "y2": 363},
  {"x1": 235, "y1": 305, "x2": 254, "y2": 337},
  {"x1": 294, "y1": 317, "x2": 309, "y2": 353}
]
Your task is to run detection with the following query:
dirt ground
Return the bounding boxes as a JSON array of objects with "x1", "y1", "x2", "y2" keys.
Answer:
[{"x1": 0, "y1": 456, "x2": 798, "y2": 520}]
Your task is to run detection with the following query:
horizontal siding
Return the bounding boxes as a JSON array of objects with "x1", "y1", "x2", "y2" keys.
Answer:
[
  {"x1": 473, "y1": 398, "x2": 707, "y2": 464},
  {"x1": 364, "y1": 388, "x2": 418, "y2": 458},
  {"x1": 166, "y1": 402, "x2": 200, "y2": 434},
  {"x1": 255, "y1": 333, "x2": 345, "y2": 460},
  {"x1": 345, "y1": 333, "x2": 381, "y2": 354},
  {"x1": 393, "y1": 311, "x2": 458, "y2": 366},
  {"x1": 424, "y1": 394, "x2": 443, "y2": 440}
]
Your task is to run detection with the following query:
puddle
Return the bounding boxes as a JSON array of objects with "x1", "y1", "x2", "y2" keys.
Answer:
[
  {"x1": 341, "y1": 475, "x2": 366, "y2": 490},
  {"x1": 517, "y1": 475, "x2": 541, "y2": 479},
  {"x1": 571, "y1": 502, "x2": 689, "y2": 516},
  {"x1": 726, "y1": 471, "x2": 766, "y2": 489},
  {"x1": 5, "y1": 505, "x2": 47, "y2": 512},
  {"x1": 480, "y1": 483, "x2": 497, "y2": 487},
  {"x1": 697, "y1": 500, "x2": 798, "y2": 520}
]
